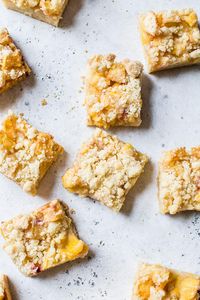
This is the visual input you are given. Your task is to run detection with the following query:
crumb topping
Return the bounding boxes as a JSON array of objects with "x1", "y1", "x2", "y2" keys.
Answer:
[
  {"x1": 140, "y1": 9, "x2": 200, "y2": 72},
  {"x1": 0, "y1": 28, "x2": 30, "y2": 93},
  {"x1": 62, "y1": 129, "x2": 148, "y2": 211},
  {"x1": 84, "y1": 54, "x2": 143, "y2": 128},
  {"x1": 158, "y1": 147, "x2": 200, "y2": 214},
  {"x1": 0, "y1": 111, "x2": 64, "y2": 195},
  {"x1": 0, "y1": 200, "x2": 88, "y2": 276},
  {"x1": 133, "y1": 263, "x2": 200, "y2": 300}
]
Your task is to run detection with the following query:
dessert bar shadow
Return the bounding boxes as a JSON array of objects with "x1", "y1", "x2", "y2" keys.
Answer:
[
  {"x1": 60, "y1": 0, "x2": 84, "y2": 28},
  {"x1": 152, "y1": 64, "x2": 200, "y2": 79},
  {"x1": 0, "y1": 72, "x2": 35, "y2": 112},
  {"x1": 140, "y1": 73, "x2": 153, "y2": 130},
  {"x1": 121, "y1": 160, "x2": 153, "y2": 216},
  {"x1": 9, "y1": 278, "x2": 20, "y2": 300},
  {"x1": 38, "y1": 151, "x2": 67, "y2": 199},
  {"x1": 37, "y1": 249, "x2": 94, "y2": 280}
]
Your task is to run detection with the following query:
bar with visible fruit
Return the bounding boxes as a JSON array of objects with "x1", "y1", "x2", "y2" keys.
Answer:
[
  {"x1": 132, "y1": 263, "x2": 200, "y2": 300},
  {"x1": 0, "y1": 200, "x2": 89, "y2": 276},
  {"x1": 139, "y1": 9, "x2": 200, "y2": 72},
  {"x1": 0, "y1": 111, "x2": 64, "y2": 195},
  {"x1": 84, "y1": 54, "x2": 143, "y2": 129},
  {"x1": 63, "y1": 129, "x2": 148, "y2": 212}
]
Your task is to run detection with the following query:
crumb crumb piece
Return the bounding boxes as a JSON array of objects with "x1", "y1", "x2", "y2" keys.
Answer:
[
  {"x1": 41, "y1": 99, "x2": 48, "y2": 106},
  {"x1": 158, "y1": 146, "x2": 200, "y2": 214},
  {"x1": 140, "y1": 9, "x2": 200, "y2": 72},
  {"x1": 0, "y1": 200, "x2": 89, "y2": 276},
  {"x1": 84, "y1": 54, "x2": 143, "y2": 129},
  {"x1": 0, "y1": 28, "x2": 31, "y2": 94},
  {"x1": 62, "y1": 129, "x2": 148, "y2": 212},
  {"x1": 133, "y1": 263, "x2": 200, "y2": 300},
  {"x1": 0, "y1": 111, "x2": 64, "y2": 195}
]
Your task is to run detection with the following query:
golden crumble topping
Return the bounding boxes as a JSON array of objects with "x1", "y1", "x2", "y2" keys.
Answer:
[
  {"x1": 0, "y1": 200, "x2": 89, "y2": 277},
  {"x1": 139, "y1": 9, "x2": 200, "y2": 72},
  {"x1": 158, "y1": 147, "x2": 200, "y2": 214},
  {"x1": 2, "y1": 0, "x2": 69, "y2": 26},
  {"x1": 84, "y1": 54, "x2": 143, "y2": 129},
  {"x1": 0, "y1": 28, "x2": 30, "y2": 94},
  {"x1": 62, "y1": 129, "x2": 148, "y2": 212},
  {"x1": 0, "y1": 275, "x2": 12, "y2": 300},
  {"x1": 0, "y1": 111, "x2": 64, "y2": 195},
  {"x1": 133, "y1": 263, "x2": 200, "y2": 300}
]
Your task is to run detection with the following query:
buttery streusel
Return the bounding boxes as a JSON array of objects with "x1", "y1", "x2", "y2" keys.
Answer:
[
  {"x1": 0, "y1": 275, "x2": 12, "y2": 300},
  {"x1": 0, "y1": 111, "x2": 64, "y2": 195},
  {"x1": 139, "y1": 9, "x2": 200, "y2": 72},
  {"x1": 132, "y1": 263, "x2": 200, "y2": 300},
  {"x1": 84, "y1": 54, "x2": 143, "y2": 129},
  {"x1": 0, "y1": 200, "x2": 89, "y2": 276},
  {"x1": 62, "y1": 129, "x2": 148, "y2": 212},
  {"x1": 0, "y1": 28, "x2": 30, "y2": 94},
  {"x1": 2, "y1": 0, "x2": 69, "y2": 26},
  {"x1": 158, "y1": 147, "x2": 200, "y2": 214}
]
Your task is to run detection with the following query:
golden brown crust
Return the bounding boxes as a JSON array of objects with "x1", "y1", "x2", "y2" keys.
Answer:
[
  {"x1": 139, "y1": 9, "x2": 200, "y2": 72},
  {"x1": 0, "y1": 200, "x2": 89, "y2": 276}
]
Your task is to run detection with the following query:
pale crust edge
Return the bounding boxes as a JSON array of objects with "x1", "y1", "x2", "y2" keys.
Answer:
[{"x1": 2, "y1": 0, "x2": 69, "y2": 26}]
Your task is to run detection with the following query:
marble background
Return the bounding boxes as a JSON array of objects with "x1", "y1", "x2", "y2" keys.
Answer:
[{"x1": 0, "y1": 0, "x2": 200, "y2": 299}]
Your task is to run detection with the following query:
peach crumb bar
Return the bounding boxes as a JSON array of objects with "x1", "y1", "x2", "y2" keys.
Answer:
[
  {"x1": 139, "y1": 9, "x2": 200, "y2": 72},
  {"x1": 132, "y1": 263, "x2": 200, "y2": 300},
  {"x1": 0, "y1": 111, "x2": 64, "y2": 195},
  {"x1": 0, "y1": 275, "x2": 12, "y2": 300},
  {"x1": 158, "y1": 147, "x2": 200, "y2": 214},
  {"x1": 0, "y1": 28, "x2": 31, "y2": 94},
  {"x1": 62, "y1": 129, "x2": 148, "y2": 212},
  {"x1": 2, "y1": 0, "x2": 69, "y2": 26},
  {"x1": 0, "y1": 200, "x2": 89, "y2": 276},
  {"x1": 84, "y1": 54, "x2": 143, "y2": 129}
]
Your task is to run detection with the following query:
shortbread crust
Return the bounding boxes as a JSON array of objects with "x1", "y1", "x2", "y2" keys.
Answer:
[
  {"x1": 62, "y1": 129, "x2": 148, "y2": 211},
  {"x1": 132, "y1": 263, "x2": 200, "y2": 300},
  {"x1": 0, "y1": 200, "x2": 89, "y2": 276},
  {"x1": 2, "y1": 0, "x2": 69, "y2": 26},
  {"x1": 0, "y1": 111, "x2": 64, "y2": 195},
  {"x1": 139, "y1": 9, "x2": 200, "y2": 72},
  {"x1": 0, "y1": 275, "x2": 12, "y2": 300},
  {"x1": 84, "y1": 54, "x2": 143, "y2": 129},
  {"x1": 158, "y1": 147, "x2": 200, "y2": 214},
  {"x1": 0, "y1": 28, "x2": 30, "y2": 94}
]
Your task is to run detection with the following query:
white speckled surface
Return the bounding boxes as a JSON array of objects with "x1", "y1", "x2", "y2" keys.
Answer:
[{"x1": 0, "y1": 0, "x2": 200, "y2": 299}]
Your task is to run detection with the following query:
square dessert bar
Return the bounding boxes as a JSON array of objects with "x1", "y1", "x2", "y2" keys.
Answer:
[
  {"x1": 62, "y1": 129, "x2": 148, "y2": 212},
  {"x1": 0, "y1": 28, "x2": 31, "y2": 94},
  {"x1": 2, "y1": 0, "x2": 69, "y2": 26},
  {"x1": 132, "y1": 263, "x2": 200, "y2": 300},
  {"x1": 0, "y1": 275, "x2": 12, "y2": 300},
  {"x1": 139, "y1": 9, "x2": 200, "y2": 72},
  {"x1": 0, "y1": 111, "x2": 64, "y2": 195},
  {"x1": 0, "y1": 200, "x2": 89, "y2": 276},
  {"x1": 158, "y1": 147, "x2": 200, "y2": 214},
  {"x1": 84, "y1": 54, "x2": 143, "y2": 129}
]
